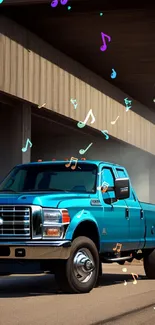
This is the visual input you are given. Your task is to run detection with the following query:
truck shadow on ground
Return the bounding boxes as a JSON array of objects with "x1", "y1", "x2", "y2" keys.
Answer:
[{"x1": 0, "y1": 272, "x2": 147, "y2": 298}]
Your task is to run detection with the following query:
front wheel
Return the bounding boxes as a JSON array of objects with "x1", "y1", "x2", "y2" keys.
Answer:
[
  {"x1": 55, "y1": 236, "x2": 99, "y2": 294},
  {"x1": 143, "y1": 249, "x2": 155, "y2": 279}
]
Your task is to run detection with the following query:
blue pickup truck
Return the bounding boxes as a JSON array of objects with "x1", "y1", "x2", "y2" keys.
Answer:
[{"x1": 0, "y1": 159, "x2": 155, "y2": 294}]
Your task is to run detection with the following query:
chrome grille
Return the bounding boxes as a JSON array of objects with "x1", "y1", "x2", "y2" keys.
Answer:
[{"x1": 0, "y1": 206, "x2": 30, "y2": 237}]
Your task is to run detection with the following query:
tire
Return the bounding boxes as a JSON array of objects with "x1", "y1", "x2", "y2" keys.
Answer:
[
  {"x1": 55, "y1": 236, "x2": 99, "y2": 294},
  {"x1": 95, "y1": 261, "x2": 102, "y2": 287},
  {"x1": 143, "y1": 249, "x2": 155, "y2": 279}
]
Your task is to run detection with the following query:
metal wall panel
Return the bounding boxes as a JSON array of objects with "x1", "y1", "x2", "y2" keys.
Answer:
[{"x1": 0, "y1": 16, "x2": 155, "y2": 154}]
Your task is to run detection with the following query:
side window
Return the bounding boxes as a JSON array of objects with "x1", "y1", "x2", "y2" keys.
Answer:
[
  {"x1": 101, "y1": 167, "x2": 115, "y2": 201},
  {"x1": 102, "y1": 168, "x2": 114, "y2": 187},
  {"x1": 116, "y1": 169, "x2": 127, "y2": 178}
]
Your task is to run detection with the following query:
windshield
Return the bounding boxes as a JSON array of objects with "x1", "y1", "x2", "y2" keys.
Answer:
[{"x1": 0, "y1": 163, "x2": 97, "y2": 194}]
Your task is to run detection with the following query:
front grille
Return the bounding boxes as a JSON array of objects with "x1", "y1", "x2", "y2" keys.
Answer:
[{"x1": 0, "y1": 206, "x2": 31, "y2": 237}]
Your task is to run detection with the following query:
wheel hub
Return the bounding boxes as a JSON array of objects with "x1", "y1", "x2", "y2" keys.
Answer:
[{"x1": 73, "y1": 250, "x2": 95, "y2": 283}]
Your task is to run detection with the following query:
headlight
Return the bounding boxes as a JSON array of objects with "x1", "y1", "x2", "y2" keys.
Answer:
[
  {"x1": 43, "y1": 209, "x2": 62, "y2": 224},
  {"x1": 42, "y1": 209, "x2": 70, "y2": 238}
]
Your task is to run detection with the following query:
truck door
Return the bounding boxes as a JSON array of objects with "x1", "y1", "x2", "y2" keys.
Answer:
[
  {"x1": 99, "y1": 166, "x2": 129, "y2": 252},
  {"x1": 115, "y1": 168, "x2": 145, "y2": 250}
]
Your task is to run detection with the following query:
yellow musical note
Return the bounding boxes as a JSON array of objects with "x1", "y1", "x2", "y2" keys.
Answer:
[
  {"x1": 111, "y1": 115, "x2": 119, "y2": 125},
  {"x1": 113, "y1": 243, "x2": 122, "y2": 253},
  {"x1": 131, "y1": 272, "x2": 138, "y2": 284},
  {"x1": 97, "y1": 181, "x2": 109, "y2": 192},
  {"x1": 77, "y1": 109, "x2": 95, "y2": 128},
  {"x1": 65, "y1": 157, "x2": 78, "y2": 170}
]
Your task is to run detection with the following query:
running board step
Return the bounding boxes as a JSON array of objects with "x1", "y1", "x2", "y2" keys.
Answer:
[{"x1": 103, "y1": 256, "x2": 133, "y2": 262}]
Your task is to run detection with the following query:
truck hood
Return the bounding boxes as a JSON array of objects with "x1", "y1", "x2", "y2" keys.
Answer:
[{"x1": 0, "y1": 192, "x2": 90, "y2": 208}]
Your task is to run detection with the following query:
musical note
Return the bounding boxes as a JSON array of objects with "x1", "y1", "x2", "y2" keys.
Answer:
[
  {"x1": 101, "y1": 130, "x2": 109, "y2": 140},
  {"x1": 113, "y1": 243, "x2": 122, "y2": 253},
  {"x1": 79, "y1": 143, "x2": 93, "y2": 155},
  {"x1": 100, "y1": 32, "x2": 111, "y2": 52},
  {"x1": 124, "y1": 98, "x2": 132, "y2": 112},
  {"x1": 51, "y1": 0, "x2": 68, "y2": 7},
  {"x1": 65, "y1": 157, "x2": 78, "y2": 170},
  {"x1": 131, "y1": 272, "x2": 138, "y2": 284},
  {"x1": 111, "y1": 115, "x2": 119, "y2": 125},
  {"x1": 77, "y1": 109, "x2": 95, "y2": 128},
  {"x1": 123, "y1": 273, "x2": 138, "y2": 286},
  {"x1": 70, "y1": 98, "x2": 78, "y2": 109},
  {"x1": 60, "y1": 0, "x2": 68, "y2": 4},
  {"x1": 51, "y1": 0, "x2": 58, "y2": 7},
  {"x1": 101, "y1": 181, "x2": 109, "y2": 192},
  {"x1": 111, "y1": 68, "x2": 117, "y2": 79},
  {"x1": 38, "y1": 103, "x2": 46, "y2": 109},
  {"x1": 22, "y1": 139, "x2": 32, "y2": 152},
  {"x1": 97, "y1": 181, "x2": 109, "y2": 192}
]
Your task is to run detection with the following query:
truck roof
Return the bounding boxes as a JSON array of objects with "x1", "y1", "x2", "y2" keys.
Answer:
[{"x1": 16, "y1": 160, "x2": 123, "y2": 168}]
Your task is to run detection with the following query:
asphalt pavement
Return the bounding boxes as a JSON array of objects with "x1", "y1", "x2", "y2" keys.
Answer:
[{"x1": 0, "y1": 263, "x2": 155, "y2": 325}]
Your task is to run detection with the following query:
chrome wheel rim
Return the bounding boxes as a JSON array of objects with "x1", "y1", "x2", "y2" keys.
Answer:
[{"x1": 73, "y1": 249, "x2": 95, "y2": 283}]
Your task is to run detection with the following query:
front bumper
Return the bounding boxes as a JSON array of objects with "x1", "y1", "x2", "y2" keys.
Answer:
[{"x1": 0, "y1": 240, "x2": 71, "y2": 260}]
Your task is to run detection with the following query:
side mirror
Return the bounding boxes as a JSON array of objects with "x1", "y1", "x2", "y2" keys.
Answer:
[{"x1": 114, "y1": 178, "x2": 130, "y2": 199}]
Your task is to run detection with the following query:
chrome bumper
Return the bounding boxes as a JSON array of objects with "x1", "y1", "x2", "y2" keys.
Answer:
[{"x1": 0, "y1": 240, "x2": 71, "y2": 260}]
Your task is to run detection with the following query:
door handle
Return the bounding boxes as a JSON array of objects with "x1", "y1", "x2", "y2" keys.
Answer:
[
  {"x1": 140, "y1": 209, "x2": 144, "y2": 219},
  {"x1": 126, "y1": 208, "x2": 129, "y2": 219}
]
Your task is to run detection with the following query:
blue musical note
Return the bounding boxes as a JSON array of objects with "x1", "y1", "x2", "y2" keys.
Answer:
[
  {"x1": 22, "y1": 139, "x2": 32, "y2": 152},
  {"x1": 124, "y1": 97, "x2": 132, "y2": 112},
  {"x1": 70, "y1": 98, "x2": 78, "y2": 109},
  {"x1": 111, "y1": 69, "x2": 117, "y2": 79},
  {"x1": 79, "y1": 143, "x2": 93, "y2": 155},
  {"x1": 101, "y1": 130, "x2": 109, "y2": 140}
]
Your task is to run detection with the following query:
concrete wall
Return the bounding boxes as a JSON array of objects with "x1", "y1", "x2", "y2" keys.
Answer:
[
  {"x1": 0, "y1": 103, "x2": 22, "y2": 181},
  {"x1": 0, "y1": 102, "x2": 31, "y2": 181}
]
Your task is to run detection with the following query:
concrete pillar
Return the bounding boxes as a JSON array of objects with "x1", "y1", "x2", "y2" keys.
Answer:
[{"x1": 22, "y1": 103, "x2": 31, "y2": 164}]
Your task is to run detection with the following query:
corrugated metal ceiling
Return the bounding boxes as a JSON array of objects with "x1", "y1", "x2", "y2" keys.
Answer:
[{"x1": 1, "y1": 0, "x2": 155, "y2": 114}]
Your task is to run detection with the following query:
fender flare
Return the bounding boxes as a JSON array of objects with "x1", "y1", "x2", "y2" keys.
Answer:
[{"x1": 65, "y1": 210, "x2": 100, "y2": 246}]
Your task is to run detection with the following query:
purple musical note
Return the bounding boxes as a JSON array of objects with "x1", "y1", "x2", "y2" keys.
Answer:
[
  {"x1": 51, "y1": 0, "x2": 59, "y2": 7},
  {"x1": 100, "y1": 32, "x2": 111, "y2": 52},
  {"x1": 60, "y1": 0, "x2": 68, "y2": 5}
]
